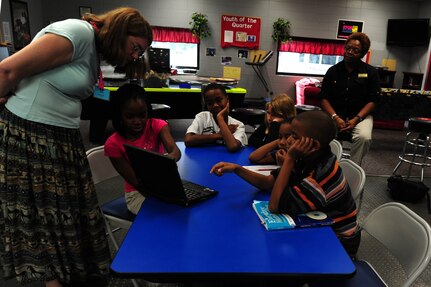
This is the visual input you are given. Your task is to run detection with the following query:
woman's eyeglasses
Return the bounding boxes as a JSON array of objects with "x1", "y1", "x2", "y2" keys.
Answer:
[
  {"x1": 344, "y1": 46, "x2": 361, "y2": 55},
  {"x1": 132, "y1": 44, "x2": 146, "y2": 61}
]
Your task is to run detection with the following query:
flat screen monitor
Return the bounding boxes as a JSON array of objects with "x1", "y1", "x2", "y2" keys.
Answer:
[
  {"x1": 387, "y1": 18, "x2": 430, "y2": 47},
  {"x1": 151, "y1": 41, "x2": 199, "y2": 70},
  {"x1": 148, "y1": 47, "x2": 171, "y2": 73}
]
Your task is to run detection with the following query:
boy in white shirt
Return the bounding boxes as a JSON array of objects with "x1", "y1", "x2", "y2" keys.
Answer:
[{"x1": 185, "y1": 83, "x2": 247, "y2": 152}]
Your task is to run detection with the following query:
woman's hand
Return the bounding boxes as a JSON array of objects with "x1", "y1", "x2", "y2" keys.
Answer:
[{"x1": 0, "y1": 92, "x2": 13, "y2": 105}]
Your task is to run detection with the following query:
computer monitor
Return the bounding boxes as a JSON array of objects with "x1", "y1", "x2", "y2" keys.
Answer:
[{"x1": 148, "y1": 47, "x2": 170, "y2": 73}]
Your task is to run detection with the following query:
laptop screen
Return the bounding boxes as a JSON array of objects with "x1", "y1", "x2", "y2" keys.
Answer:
[{"x1": 124, "y1": 144, "x2": 187, "y2": 204}]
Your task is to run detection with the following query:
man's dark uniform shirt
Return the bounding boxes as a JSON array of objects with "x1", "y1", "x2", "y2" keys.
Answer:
[{"x1": 319, "y1": 60, "x2": 380, "y2": 120}]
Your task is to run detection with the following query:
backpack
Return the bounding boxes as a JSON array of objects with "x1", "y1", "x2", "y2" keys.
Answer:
[{"x1": 387, "y1": 175, "x2": 430, "y2": 213}]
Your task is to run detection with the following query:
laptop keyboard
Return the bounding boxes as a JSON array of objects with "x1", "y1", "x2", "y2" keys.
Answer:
[{"x1": 182, "y1": 180, "x2": 215, "y2": 201}]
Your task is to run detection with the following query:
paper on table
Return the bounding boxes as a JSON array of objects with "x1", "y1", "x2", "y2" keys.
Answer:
[{"x1": 243, "y1": 165, "x2": 279, "y2": 176}]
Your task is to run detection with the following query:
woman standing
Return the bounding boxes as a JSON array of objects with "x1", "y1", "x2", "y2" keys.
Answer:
[{"x1": 0, "y1": 7, "x2": 152, "y2": 287}]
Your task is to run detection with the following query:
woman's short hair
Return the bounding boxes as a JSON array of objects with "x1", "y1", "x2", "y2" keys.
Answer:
[
  {"x1": 266, "y1": 93, "x2": 296, "y2": 119},
  {"x1": 110, "y1": 83, "x2": 152, "y2": 137},
  {"x1": 83, "y1": 7, "x2": 153, "y2": 66},
  {"x1": 346, "y1": 32, "x2": 371, "y2": 58}
]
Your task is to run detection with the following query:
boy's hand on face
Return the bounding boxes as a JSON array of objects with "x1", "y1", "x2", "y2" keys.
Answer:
[
  {"x1": 287, "y1": 136, "x2": 315, "y2": 160},
  {"x1": 275, "y1": 148, "x2": 287, "y2": 165},
  {"x1": 210, "y1": 161, "x2": 238, "y2": 176},
  {"x1": 216, "y1": 100, "x2": 230, "y2": 121}
]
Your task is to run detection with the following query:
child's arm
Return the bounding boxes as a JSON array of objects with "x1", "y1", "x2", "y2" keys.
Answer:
[
  {"x1": 248, "y1": 139, "x2": 279, "y2": 164},
  {"x1": 184, "y1": 114, "x2": 224, "y2": 146},
  {"x1": 109, "y1": 157, "x2": 140, "y2": 190},
  {"x1": 184, "y1": 132, "x2": 223, "y2": 146},
  {"x1": 210, "y1": 161, "x2": 275, "y2": 190},
  {"x1": 269, "y1": 137, "x2": 316, "y2": 212},
  {"x1": 159, "y1": 124, "x2": 181, "y2": 161},
  {"x1": 216, "y1": 101, "x2": 242, "y2": 152}
]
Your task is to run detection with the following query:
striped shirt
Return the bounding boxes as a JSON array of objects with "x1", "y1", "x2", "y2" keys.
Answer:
[{"x1": 272, "y1": 146, "x2": 359, "y2": 248}]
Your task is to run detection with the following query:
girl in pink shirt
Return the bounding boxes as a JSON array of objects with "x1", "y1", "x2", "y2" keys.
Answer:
[{"x1": 104, "y1": 83, "x2": 181, "y2": 214}]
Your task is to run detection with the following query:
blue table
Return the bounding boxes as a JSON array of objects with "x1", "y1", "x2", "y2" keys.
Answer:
[{"x1": 110, "y1": 142, "x2": 355, "y2": 283}]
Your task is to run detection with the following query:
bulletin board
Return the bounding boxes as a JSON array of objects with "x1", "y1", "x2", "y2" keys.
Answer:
[
  {"x1": 337, "y1": 19, "x2": 364, "y2": 39},
  {"x1": 221, "y1": 14, "x2": 261, "y2": 49}
]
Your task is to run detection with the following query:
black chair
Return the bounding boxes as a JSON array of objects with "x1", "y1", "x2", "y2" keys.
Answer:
[
  {"x1": 231, "y1": 107, "x2": 266, "y2": 129},
  {"x1": 167, "y1": 118, "x2": 194, "y2": 141},
  {"x1": 294, "y1": 104, "x2": 322, "y2": 114},
  {"x1": 151, "y1": 103, "x2": 171, "y2": 120}
]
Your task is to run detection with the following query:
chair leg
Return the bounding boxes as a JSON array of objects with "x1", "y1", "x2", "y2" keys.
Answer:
[
  {"x1": 357, "y1": 189, "x2": 364, "y2": 213},
  {"x1": 103, "y1": 217, "x2": 139, "y2": 287},
  {"x1": 103, "y1": 215, "x2": 120, "y2": 251}
]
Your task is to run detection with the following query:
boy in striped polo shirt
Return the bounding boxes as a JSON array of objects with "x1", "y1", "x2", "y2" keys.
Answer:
[
  {"x1": 211, "y1": 110, "x2": 360, "y2": 255},
  {"x1": 269, "y1": 110, "x2": 360, "y2": 256}
]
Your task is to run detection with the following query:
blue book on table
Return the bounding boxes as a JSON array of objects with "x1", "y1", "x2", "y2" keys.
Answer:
[
  {"x1": 252, "y1": 201, "x2": 334, "y2": 230},
  {"x1": 252, "y1": 201, "x2": 296, "y2": 230}
]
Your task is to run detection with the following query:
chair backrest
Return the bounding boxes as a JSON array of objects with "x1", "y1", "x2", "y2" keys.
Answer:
[
  {"x1": 86, "y1": 145, "x2": 119, "y2": 184},
  {"x1": 362, "y1": 202, "x2": 431, "y2": 287},
  {"x1": 329, "y1": 139, "x2": 343, "y2": 160},
  {"x1": 339, "y1": 158, "x2": 366, "y2": 202},
  {"x1": 167, "y1": 118, "x2": 194, "y2": 141}
]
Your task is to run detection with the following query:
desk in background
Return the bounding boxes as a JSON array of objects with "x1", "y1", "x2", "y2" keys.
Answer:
[
  {"x1": 82, "y1": 85, "x2": 247, "y2": 144},
  {"x1": 374, "y1": 88, "x2": 431, "y2": 130},
  {"x1": 298, "y1": 86, "x2": 431, "y2": 130},
  {"x1": 110, "y1": 142, "x2": 355, "y2": 283},
  {"x1": 106, "y1": 85, "x2": 247, "y2": 119}
]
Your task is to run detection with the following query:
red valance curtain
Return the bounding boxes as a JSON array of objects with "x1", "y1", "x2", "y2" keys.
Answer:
[
  {"x1": 152, "y1": 26, "x2": 199, "y2": 43},
  {"x1": 279, "y1": 37, "x2": 345, "y2": 56}
]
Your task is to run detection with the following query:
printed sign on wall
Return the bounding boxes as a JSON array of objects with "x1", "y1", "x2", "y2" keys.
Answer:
[
  {"x1": 337, "y1": 19, "x2": 364, "y2": 39},
  {"x1": 221, "y1": 14, "x2": 261, "y2": 49}
]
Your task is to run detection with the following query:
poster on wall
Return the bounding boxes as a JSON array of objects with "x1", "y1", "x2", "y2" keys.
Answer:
[
  {"x1": 221, "y1": 14, "x2": 261, "y2": 49},
  {"x1": 10, "y1": 0, "x2": 31, "y2": 50},
  {"x1": 337, "y1": 19, "x2": 364, "y2": 39}
]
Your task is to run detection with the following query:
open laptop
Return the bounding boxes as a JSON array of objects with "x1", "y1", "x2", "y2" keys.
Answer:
[{"x1": 124, "y1": 144, "x2": 218, "y2": 206}]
